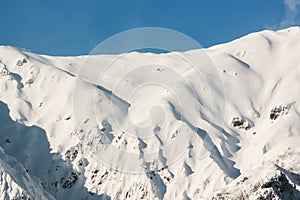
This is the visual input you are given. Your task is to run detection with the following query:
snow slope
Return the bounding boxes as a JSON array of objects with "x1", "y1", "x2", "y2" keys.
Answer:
[{"x1": 0, "y1": 27, "x2": 300, "y2": 199}]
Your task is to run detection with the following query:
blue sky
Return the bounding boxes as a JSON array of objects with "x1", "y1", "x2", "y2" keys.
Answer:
[{"x1": 0, "y1": 0, "x2": 299, "y2": 56}]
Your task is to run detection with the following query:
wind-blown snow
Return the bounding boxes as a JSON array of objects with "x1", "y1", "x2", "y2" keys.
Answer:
[{"x1": 0, "y1": 27, "x2": 300, "y2": 199}]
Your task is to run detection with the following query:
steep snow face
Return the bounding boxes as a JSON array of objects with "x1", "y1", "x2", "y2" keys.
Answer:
[
  {"x1": 0, "y1": 146, "x2": 54, "y2": 200},
  {"x1": 0, "y1": 27, "x2": 300, "y2": 199}
]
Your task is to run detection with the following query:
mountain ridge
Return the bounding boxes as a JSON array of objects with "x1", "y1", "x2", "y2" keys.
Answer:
[{"x1": 0, "y1": 27, "x2": 300, "y2": 199}]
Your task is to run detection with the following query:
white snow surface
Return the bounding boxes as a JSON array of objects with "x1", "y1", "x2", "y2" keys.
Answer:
[{"x1": 0, "y1": 27, "x2": 300, "y2": 199}]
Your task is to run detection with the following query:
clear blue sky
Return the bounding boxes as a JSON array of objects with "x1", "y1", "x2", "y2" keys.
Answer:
[{"x1": 0, "y1": 0, "x2": 299, "y2": 56}]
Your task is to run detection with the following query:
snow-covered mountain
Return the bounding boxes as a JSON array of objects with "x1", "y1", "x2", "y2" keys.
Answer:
[{"x1": 0, "y1": 27, "x2": 300, "y2": 200}]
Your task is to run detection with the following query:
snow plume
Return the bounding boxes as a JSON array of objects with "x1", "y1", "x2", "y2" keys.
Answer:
[{"x1": 281, "y1": 0, "x2": 300, "y2": 27}]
